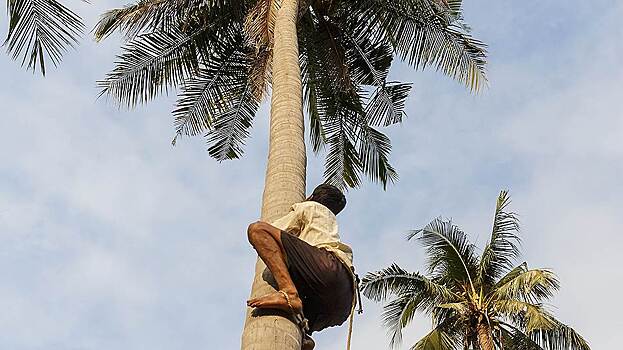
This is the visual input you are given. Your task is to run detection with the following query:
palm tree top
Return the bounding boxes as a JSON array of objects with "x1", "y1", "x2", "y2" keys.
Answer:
[
  {"x1": 362, "y1": 191, "x2": 590, "y2": 350},
  {"x1": 90, "y1": 0, "x2": 487, "y2": 189}
]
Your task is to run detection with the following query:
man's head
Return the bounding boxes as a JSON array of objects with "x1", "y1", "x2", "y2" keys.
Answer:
[{"x1": 306, "y1": 184, "x2": 346, "y2": 215}]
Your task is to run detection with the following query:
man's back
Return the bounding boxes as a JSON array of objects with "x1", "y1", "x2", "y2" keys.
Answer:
[{"x1": 272, "y1": 201, "x2": 353, "y2": 268}]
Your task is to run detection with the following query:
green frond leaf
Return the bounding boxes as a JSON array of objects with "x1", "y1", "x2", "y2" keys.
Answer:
[
  {"x1": 98, "y1": 27, "x2": 215, "y2": 107},
  {"x1": 346, "y1": 0, "x2": 487, "y2": 92},
  {"x1": 491, "y1": 267, "x2": 560, "y2": 304},
  {"x1": 357, "y1": 124, "x2": 399, "y2": 189},
  {"x1": 436, "y1": 302, "x2": 468, "y2": 315},
  {"x1": 305, "y1": 78, "x2": 326, "y2": 153},
  {"x1": 206, "y1": 78, "x2": 260, "y2": 160},
  {"x1": 362, "y1": 263, "x2": 457, "y2": 302},
  {"x1": 323, "y1": 127, "x2": 363, "y2": 189},
  {"x1": 529, "y1": 320, "x2": 591, "y2": 350},
  {"x1": 300, "y1": 11, "x2": 400, "y2": 189},
  {"x1": 94, "y1": 0, "x2": 248, "y2": 41},
  {"x1": 408, "y1": 218, "x2": 478, "y2": 289},
  {"x1": 365, "y1": 82, "x2": 412, "y2": 126},
  {"x1": 304, "y1": 12, "x2": 354, "y2": 92},
  {"x1": 362, "y1": 264, "x2": 461, "y2": 349},
  {"x1": 495, "y1": 262, "x2": 528, "y2": 288},
  {"x1": 499, "y1": 326, "x2": 545, "y2": 350},
  {"x1": 4, "y1": 0, "x2": 84, "y2": 75},
  {"x1": 339, "y1": 18, "x2": 393, "y2": 86},
  {"x1": 300, "y1": 14, "x2": 332, "y2": 153},
  {"x1": 478, "y1": 190, "x2": 522, "y2": 290},
  {"x1": 172, "y1": 37, "x2": 249, "y2": 141},
  {"x1": 94, "y1": 0, "x2": 172, "y2": 41},
  {"x1": 411, "y1": 326, "x2": 460, "y2": 350},
  {"x1": 494, "y1": 300, "x2": 556, "y2": 333},
  {"x1": 382, "y1": 293, "x2": 422, "y2": 348}
]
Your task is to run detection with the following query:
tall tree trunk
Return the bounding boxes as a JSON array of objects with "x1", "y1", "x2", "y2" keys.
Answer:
[
  {"x1": 240, "y1": 0, "x2": 306, "y2": 348},
  {"x1": 477, "y1": 323, "x2": 494, "y2": 350}
]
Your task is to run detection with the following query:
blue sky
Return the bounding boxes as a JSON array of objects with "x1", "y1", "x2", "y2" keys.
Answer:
[{"x1": 1, "y1": 1, "x2": 621, "y2": 349}]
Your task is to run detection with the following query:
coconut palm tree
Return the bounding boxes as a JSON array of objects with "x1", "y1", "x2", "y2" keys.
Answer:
[
  {"x1": 3, "y1": 0, "x2": 84, "y2": 75},
  {"x1": 92, "y1": 0, "x2": 487, "y2": 349},
  {"x1": 362, "y1": 191, "x2": 590, "y2": 350},
  {"x1": 93, "y1": 0, "x2": 487, "y2": 189}
]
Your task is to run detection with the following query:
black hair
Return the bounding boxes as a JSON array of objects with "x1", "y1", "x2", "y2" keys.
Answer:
[{"x1": 309, "y1": 184, "x2": 346, "y2": 215}]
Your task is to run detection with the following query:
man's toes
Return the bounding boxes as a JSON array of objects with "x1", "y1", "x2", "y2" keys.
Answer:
[{"x1": 302, "y1": 336, "x2": 315, "y2": 350}]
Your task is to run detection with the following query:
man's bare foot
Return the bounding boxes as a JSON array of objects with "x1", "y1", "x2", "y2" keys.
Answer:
[
  {"x1": 247, "y1": 290, "x2": 303, "y2": 314},
  {"x1": 302, "y1": 335, "x2": 315, "y2": 350}
]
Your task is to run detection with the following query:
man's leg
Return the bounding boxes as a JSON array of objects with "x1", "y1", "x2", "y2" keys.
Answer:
[{"x1": 246, "y1": 221, "x2": 303, "y2": 313}]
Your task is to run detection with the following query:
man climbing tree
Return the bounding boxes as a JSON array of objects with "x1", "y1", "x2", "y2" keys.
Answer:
[{"x1": 246, "y1": 184, "x2": 356, "y2": 350}]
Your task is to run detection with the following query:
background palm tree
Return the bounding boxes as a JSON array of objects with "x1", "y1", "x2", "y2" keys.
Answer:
[
  {"x1": 3, "y1": 0, "x2": 84, "y2": 75},
  {"x1": 92, "y1": 0, "x2": 487, "y2": 349},
  {"x1": 362, "y1": 191, "x2": 590, "y2": 350}
]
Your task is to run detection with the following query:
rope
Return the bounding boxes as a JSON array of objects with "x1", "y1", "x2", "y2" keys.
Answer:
[
  {"x1": 346, "y1": 302, "x2": 356, "y2": 350},
  {"x1": 346, "y1": 269, "x2": 363, "y2": 350}
]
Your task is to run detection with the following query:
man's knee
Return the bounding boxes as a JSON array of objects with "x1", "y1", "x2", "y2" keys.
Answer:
[{"x1": 247, "y1": 221, "x2": 269, "y2": 244}]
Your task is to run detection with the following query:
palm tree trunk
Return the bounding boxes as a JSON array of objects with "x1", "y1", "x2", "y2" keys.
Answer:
[
  {"x1": 240, "y1": 0, "x2": 306, "y2": 348},
  {"x1": 477, "y1": 323, "x2": 494, "y2": 350}
]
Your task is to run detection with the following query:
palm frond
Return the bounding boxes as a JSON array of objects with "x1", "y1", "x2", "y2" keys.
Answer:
[
  {"x1": 94, "y1": 0, "x2": 248, "y2": 41},
  {"x1": 362, "y1": 263, "x2": 457, "y2": 302},
  {"x1": 303, "y1": 72, "x2": 326, "y2": 153},
  {"x1": 300, "y1": 12, "x2": 399, "y2": 189},
  {"x1": 247, "y1": 46, "x2": 272, "y2": 100},
  {"x1": 357, "y1": 123, "x2": 399, "y2": 189},
  {"x1": 171, "y1": 36, "x2": 249, "y2": 143},
  {"x1": 242, "y1": 0, "x2": 278, "y2": 101},
  {"x1": 445, "y1": 0, "x2": 463, "y2": 15},
  {"x1": 307, "y1": 12, "x2": 354, "y2": 92},
  {"x1": 94, "y1": 0, "x2": 173, "y2": 41},
  {"x1": 346, "y1": 0, "x2": 487, "y2": 91},
  {"x1": 205, "y1": 77, "x2": 260, "y2": 160},
  {"x1": 323, "y1": 122, "x2": 363, "y2": 189},
  {"x1": 244, "y1": 0, "x2": 279, "y2": 49},
  {"x1": 494, "y1": 262, "x2": 527, "y2": 288},
  {"x1": 478, "y1": 190, "x2": 521, "y2": 290},
  {"x1": 299, "y1": 18, "x2": 365, "y2": 188},
  {"x1": 98, "y1": 27, "x2": 209, "y2": 107},
  {"x1": 381, "y1": 293, "x2": 423, "y2": 348},
  {"x1": 499, "y1": 326, "x2": 544, "y2": 350},
  {"x1": 342, "y1": 28, "x2": 393, "y2": 86},
  {"x1": 299, "y1": 13, "x2": 326, "y2": 153},
  {"x1": 437, "y1": 302, "x2": 468, "y2": 315},
  {"x1": 320, "y1": 95, "x2": 399, "y2": 189},
  {"x1": 365, "y1": 82, "x2": 412, "y2": 126},
  {"x1": 492, "y1": 268, "x2": 559, "y2": 304},
  {"x1": 408, "y1": 218, "x2": 478, "y2": 290},
  {"x1": 529, "y1": 320, "x2": 591, "y2": 350},
  {"x1": 379, "y1": 292, "x2": 462, "y2": 349},
  {"x1": 4, "y1": 0, "x2": 84, "y2": 75},
  {"x1": 411, "y1": 326, "x2": 460, "y2": 350},
  {"x1": 494, "y1": 300, "x2": 556, "y2": 333},
  {"x1": 340, "y1": 20, "x2": 412, "y2": 126}
]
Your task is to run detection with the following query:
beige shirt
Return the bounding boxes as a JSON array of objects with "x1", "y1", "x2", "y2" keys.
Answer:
[{"x1": 271, "y1": 201, "x2": 353, "y2": 269}]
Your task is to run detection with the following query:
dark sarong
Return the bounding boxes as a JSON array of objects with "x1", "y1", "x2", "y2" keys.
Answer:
[{"x1": 280, "y1": 231, "x2": 354, "y2": 334}]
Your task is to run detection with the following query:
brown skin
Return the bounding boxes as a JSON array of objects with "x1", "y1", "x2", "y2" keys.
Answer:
[{"x1": 246, "y1": 221, "x2": 303, "y2": 313}]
